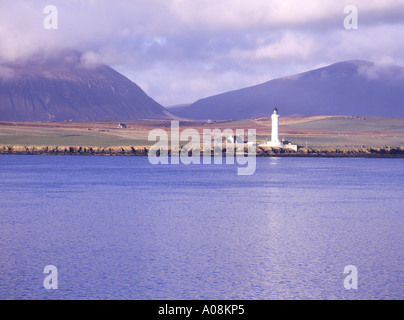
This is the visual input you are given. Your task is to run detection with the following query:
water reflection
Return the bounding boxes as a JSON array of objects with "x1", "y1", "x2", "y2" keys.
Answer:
[{"x1": 0, "y1": 156, "x2": 403, "y2": 299}]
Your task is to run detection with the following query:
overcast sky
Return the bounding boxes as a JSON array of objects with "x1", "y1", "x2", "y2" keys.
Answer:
[{"x1": 1, "y1": 0, "x2": 404, "y2": 106}]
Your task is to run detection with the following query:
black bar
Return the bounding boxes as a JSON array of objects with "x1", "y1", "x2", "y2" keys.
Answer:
[{"x1": 0, "y1": 299, "x2": 396, "y2": 318}]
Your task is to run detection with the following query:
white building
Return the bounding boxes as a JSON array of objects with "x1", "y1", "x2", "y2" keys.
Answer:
[{"x1": 259, "y1": 108, "x2": 298, "y2": 151}]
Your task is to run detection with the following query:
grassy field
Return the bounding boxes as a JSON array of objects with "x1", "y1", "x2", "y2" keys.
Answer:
[
  {"x1": 254, "y1": 116, "x2": 404, "y2": 147},
  {"x1": 0, "y1": 116, "x2": 403, "y2": 148}
]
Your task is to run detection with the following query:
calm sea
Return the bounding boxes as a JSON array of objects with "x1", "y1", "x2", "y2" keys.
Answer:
[{"x1": 0, "y1": 155, "x2": 403, "y2": 300}]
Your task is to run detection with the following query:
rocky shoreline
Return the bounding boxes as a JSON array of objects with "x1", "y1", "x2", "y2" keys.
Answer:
[{"x1": 1, "y1": 144, "x2": 404, "y2": 158}]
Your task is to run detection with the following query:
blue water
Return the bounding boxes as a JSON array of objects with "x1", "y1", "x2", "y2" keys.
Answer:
[{"x1": 0, "y1": 155, "x2": 403, "y2": 300}]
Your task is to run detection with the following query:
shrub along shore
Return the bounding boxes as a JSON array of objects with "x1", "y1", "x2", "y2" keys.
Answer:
[{"x1": 1, "y1": 144, "x2": 404, "y2": 158}]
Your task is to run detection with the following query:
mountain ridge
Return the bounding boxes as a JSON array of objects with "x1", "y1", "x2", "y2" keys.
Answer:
[
  {"x1": 170, "y1": 60, "x2": 404, "y2": 120},
  {"x1": 0, "y1": 51, "x2": 174, "y2": 122}
]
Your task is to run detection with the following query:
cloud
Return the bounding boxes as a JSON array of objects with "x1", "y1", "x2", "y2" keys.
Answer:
[
  {"x1": 0, "y1": 0, "x2": 404, "y2": 105},
  {"x1": 0, "y1": 65, "x2": 15, "y2": 79},
  {"x1": 230, "y1": 32, "x2": 317, "y2": 62},
  {"x1": 357, "y1": 61, "x2": 404, "y2": 80}
]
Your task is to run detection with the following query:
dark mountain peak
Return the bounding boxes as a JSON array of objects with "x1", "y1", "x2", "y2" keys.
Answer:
[
  {"x1": 330, "y1": 60, "x2": 373, "y2": 67},
  {"x1": 318, "y1": 60, "x2": 404, "y2": 80},
  {"x1": 292, "y1": 60, "x2": 372, "y2": 80},
  {"x1": 0, "y1": 51, "x2": 174, "y2": 122},
  {"x1": 1, "y1": 50, "x2": 109, "y2": 82},
  {"x1": 170, "y1": 60, "x2": 404, "y2": 120}
]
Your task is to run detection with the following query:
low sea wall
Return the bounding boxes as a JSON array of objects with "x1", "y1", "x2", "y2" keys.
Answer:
[{"x1": 1, "y1": 145, "x2": 404, "y2": 158}]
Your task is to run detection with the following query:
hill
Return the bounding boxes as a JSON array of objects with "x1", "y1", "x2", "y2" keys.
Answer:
[
  {"x1": 170, "y1": 60, "x2": 404, "y2": 120},
  {"x1": 0, "y1": 51, "x2": 174, "y2": 122}
]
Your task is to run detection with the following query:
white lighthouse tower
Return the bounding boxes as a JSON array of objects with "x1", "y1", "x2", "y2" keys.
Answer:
[
  {"x1": 271, "y1": 108, "x2": 280, "y2": 145},
  {"x1": 259, "y1": 107, "x2": 298, "y2": 151}
]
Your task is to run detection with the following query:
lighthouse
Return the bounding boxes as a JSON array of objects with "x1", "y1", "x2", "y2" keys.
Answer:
[
  {"x1": 271, "y1": 108, "x2": 280, "y2": 145},
  {"x1": 259, "y1": 107, "x2": 298, "y2": 151}
]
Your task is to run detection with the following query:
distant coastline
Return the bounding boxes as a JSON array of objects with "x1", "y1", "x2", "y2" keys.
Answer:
[{"x1": 1, "y1": 145, "x2": 403, "y2": 158}]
